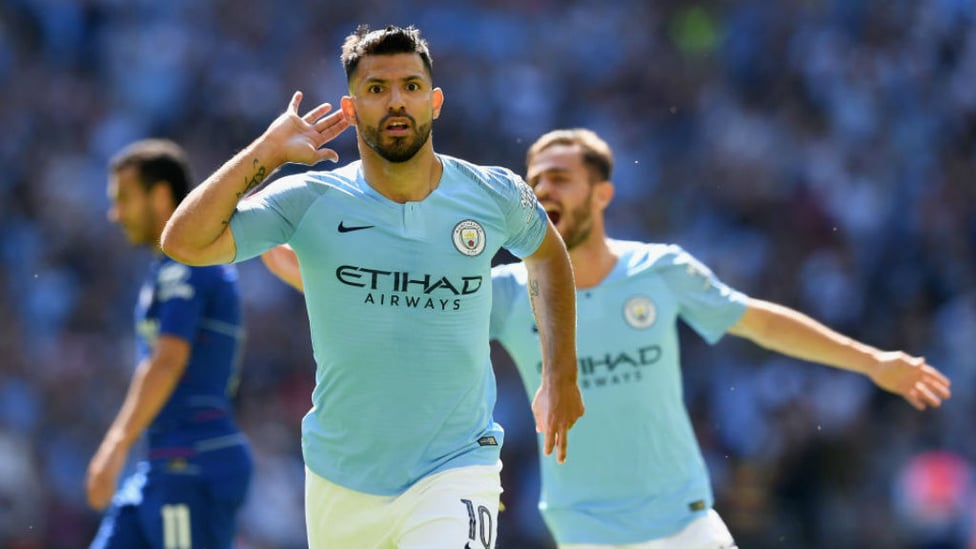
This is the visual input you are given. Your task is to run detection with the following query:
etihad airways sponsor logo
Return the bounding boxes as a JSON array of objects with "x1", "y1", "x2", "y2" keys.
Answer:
[
  {"x1": 335, "y1": 265, "x2": 484, "y2": 311},
  {"x1": 536, "y1": 345, "x2": 662, "y2": 389}
]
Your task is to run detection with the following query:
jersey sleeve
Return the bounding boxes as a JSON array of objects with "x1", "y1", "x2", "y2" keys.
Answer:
[
  {"x1": 228, "y1": 174, "x2": 318, "y2": 262},
  {"x1": 658, "y1": 245, "x2": 749, "y2": 345},
  {"x1": 491, "y1": 167, "x2": 548, "y2": 259},
  {"x1": 154, "y1": 262, "x2": 210, "y2": 342},
  {"x1": 490, "y1": 263, "x2": 521, "y2": 342}
]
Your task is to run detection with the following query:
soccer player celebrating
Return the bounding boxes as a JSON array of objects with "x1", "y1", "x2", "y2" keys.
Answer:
[
  {"x1": 161, "y1": 25, "x2": 584, "y2": 549},
  {"x1": 488, "y1": 128, "x2": 951, "y2": 548},
  {"x1": 262, "y1": 127, "x2": 953, "y2": 548}
]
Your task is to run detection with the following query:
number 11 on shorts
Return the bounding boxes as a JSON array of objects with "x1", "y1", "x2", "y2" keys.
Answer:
[{"x1": 161, "y1": 504, "x2": 191, "y2": 549}]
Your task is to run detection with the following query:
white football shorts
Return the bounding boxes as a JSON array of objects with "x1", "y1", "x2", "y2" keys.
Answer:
[{"x1": 305, "y1": 461, "x2": 502, "y2": 549}]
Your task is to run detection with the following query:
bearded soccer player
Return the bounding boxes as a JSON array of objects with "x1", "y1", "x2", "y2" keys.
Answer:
[
  {"x1": 161, "y1": 25, "x2": 584, "y2": 549},
  {"x1": 488, "y1": 128, "x2": 951, "y2": 548}
]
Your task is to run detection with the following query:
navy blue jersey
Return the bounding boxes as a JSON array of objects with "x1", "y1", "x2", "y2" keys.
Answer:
[
  {"x1": 92, "y1": 257, "x2": 252, "y2": 549},
  {"x1": 134, "y1": 257, "x2": 247, "y2": 460}
]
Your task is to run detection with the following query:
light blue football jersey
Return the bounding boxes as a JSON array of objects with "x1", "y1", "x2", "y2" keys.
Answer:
[
  {"x1": 229, "y1": 155, "x2": 548, "y2": 495},
  {"x1": 490, "y1": 240, "x2": 748, "y2": 544}
]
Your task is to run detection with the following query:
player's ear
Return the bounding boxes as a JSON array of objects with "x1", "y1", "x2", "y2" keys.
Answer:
[
  {"x1": 432, "y1": 87, "x2": 444, "y2": 120},
  {"x1": 340, "y1": 96, "x2": 357, "y2": 126},
  {"x1": 150, "y1": 181, "x2": 176, "y2": 214},
  {"x1": 594, "y1": 180, "x2": 614, "y2": 210}
]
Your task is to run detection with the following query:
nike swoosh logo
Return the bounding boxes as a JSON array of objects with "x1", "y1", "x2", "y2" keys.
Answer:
[{"x1": 337, "y1": 221, "x2": 375, "y2": 233}]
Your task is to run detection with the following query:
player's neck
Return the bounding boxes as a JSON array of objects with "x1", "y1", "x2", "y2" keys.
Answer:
[
  {"x1": 150, "y1": 216, "x2": 169, "y2": 255},
  {"x1": 569, "y1": 233, "x2": 617, "y2": 289},
  {"x1": 359, "y1": 142, "x2": 442, "y2": 203}
]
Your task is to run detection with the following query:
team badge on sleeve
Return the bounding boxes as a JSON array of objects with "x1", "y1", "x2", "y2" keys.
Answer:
[
  {"x1": 517, "y1": 179, "x2": 538, "y2": 210},
  {"x1": 682, "y1": 253, "x2": 714, "y2": 290},
  {"x1": 623, "y1": 295, "x2": 656, "y2": 329},
  {"x1": 453, "y1": 220, "x2": 486, "y2": 256},
  {"x1": 158, "y1": 263, "x2": 195, "y2": 301}
]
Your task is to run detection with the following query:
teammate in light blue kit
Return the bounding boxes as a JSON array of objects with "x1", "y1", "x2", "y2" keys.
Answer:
[
  {"x1": 490, "y1": 129, "x2": 952, "y2": 548},
  {"x1": 87, "y1": 140, "x2": 252, "y2": 549},
  {"x1": 161, "y1": 26, "x2": 584, "y2": 549}
]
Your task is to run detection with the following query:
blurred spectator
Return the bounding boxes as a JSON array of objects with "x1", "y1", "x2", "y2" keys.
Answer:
[{"x1": 893, "y1": 450, "x2": 975, "y2": 549}]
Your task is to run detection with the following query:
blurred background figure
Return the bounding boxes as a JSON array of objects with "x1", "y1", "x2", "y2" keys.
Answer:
[
  {"x1": 1, "y1": 1, "x2": 974, "y2": 547},
  {"x1": 87, "y1": 139, "x2": 252, "y2": 548},
  {"x1": 486, "y1": 127, "x2": 949, "y2": 548},
  {"x1": 892, "y1": 450, "x2": 975, "y2": 549}
]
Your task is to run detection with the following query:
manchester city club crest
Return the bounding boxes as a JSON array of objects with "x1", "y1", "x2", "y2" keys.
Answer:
[
  {"x1": 623, "y1": 295, "x2": 656, "y2": 329},
  {"x1": 452, "y1": 219, "x2": 486, "y2": 256}
]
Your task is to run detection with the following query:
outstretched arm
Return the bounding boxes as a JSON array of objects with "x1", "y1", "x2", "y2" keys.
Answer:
[
  {"x1": 161, "y1": 92, "x2": 350, "y2": 266},
  {"x1": 727, "y1": 298, "x2": 951, "y2": 410},
  {"x1": 85, "y1": 336, "x2": 190, "y2": 510},
  {"x1": 523, "y1": 222, "x2": 585, "y2": 464},
  {"x1": 261, "y1": 244, "x2": 304, "y2": 292}
]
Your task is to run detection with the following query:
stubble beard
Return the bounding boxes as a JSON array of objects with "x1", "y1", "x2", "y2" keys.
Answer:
[
  {"x1": 561, "y1": 211, "x2": 593, "y2": 251},
  {"x1": 131, "y1": 205, "x2": 157, "y2": 247},
  {"x1": 359, "y1": 115, "x2": 432, "y2": 163},
  {"x1": 560, "y1": 191, "x2": 596, "y2": 251}
]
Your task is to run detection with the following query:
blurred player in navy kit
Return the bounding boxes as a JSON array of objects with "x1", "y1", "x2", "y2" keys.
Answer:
[{"x1": 87, "y1": 139, "x2": 252, "y2": 549}]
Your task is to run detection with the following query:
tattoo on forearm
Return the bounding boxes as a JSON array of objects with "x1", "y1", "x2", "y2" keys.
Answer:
[
  {"x1": 528, "y1": 279, "x2": 540, "y2": 316},
  {"x1": 236, "y1": 158, "x2": 268, "y2": 200}
]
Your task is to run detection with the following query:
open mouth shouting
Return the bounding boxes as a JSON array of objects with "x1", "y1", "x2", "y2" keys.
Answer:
[
  {"x1": 544, "y1": 205, "x2": 562, "y2": 226},
  {"x1": 384, "y1": 117, "x2": 413, "y2": 136}
]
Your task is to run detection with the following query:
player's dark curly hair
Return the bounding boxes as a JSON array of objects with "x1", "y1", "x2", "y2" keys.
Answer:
[
  {"x1": 341, "y1": 25, "x2": 433, "y2": 85},
  {"x1": 109, "y1": 139, "x2": 192, "y2": 205}
]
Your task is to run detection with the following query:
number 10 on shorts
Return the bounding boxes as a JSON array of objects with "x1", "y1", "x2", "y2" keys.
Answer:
[{"x1": 460, "y1": 498, "x2": 493, "y2": 549}]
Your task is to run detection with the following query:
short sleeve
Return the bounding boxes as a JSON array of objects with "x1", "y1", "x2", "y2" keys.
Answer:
[
  {"x1": 492, "y1": 168, "x2": 548, "y2": 259},
  {"x1": 229, "y1": 175, "x2": 318, "y2": 262},
  {"x1": 659, "y1": 246, "x2": 749, "y2": 344},
  {"x1": 154, "y1": 262, "x2": 209, "y2": 342},
  {"x1": 490, "y1": 263, "x2": 522, "y2": 341}
]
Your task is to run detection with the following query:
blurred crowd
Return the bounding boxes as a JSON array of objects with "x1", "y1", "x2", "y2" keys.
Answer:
[{"x1": 2, "y1": 0, "x2": 975, "y2": 547}]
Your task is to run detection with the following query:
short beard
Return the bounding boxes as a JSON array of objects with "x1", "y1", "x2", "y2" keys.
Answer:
[
  {"x1": 127, "y1": 210, "x2": 157, "y2": 247},
  {"x1": 359, "y1": 114, "x2": 432, "y2": 163},
  {"x1": 560, "y1": 190, "x2": 595, "y2": 251},
  {"x1": 562, "y1": 216, "x2": 592, "y2": 251}
]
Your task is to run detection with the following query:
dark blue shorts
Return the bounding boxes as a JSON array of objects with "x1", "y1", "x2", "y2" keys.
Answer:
[{"x1": 90, "y1": 446, "x2": 252, "y2": 549}]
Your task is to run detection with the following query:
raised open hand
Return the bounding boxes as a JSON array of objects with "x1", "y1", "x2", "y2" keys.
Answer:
[{"x1": 264, "y1": 91, "x2": 351, "y2": 166}]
